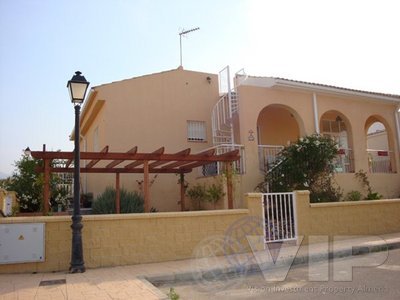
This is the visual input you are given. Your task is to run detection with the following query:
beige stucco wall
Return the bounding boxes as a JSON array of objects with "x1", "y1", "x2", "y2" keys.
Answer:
[
  {"x1": 236, "y1": 84, "x2": 400, "y2": 199},
  {"x1": 79, "y1": 67, "x2": 220, "y2": 211},
  {"x1": 0, "y1": 195, "x2": 263, "y2": 274},
  {"x1": 295, "y1": 190, "x2": 400, "y2": 244}
]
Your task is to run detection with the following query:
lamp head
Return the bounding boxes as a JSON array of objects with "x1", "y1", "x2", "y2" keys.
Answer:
[{"x1": 67, "y1": 71, "x2": 90, "y2": 104}]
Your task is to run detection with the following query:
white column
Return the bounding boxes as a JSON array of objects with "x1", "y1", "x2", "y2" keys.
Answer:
[
  {"x1": 395, "y1": 107, "x2": 400, "y2": 153},
  {"x1": 313, "y1": 92, "x2": 320, "y2": 134}
]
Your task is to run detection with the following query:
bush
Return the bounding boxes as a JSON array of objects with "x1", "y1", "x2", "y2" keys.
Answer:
[
  {"x1": 355, "y1": 170, "x2": 382, "y2": 200},
  {"x1": 186, "y1": 184, "x2": 207, "y2": 210},
  {"x1": 92, "y1": 187, "x2": 144, "y2": 214},
  {"x1": 258, "y1": 134, "x2": 342, "y2": 202},
  {"x1": 205, "y1": 183, "x2": 225, "y2": 209},
  {"x1": 345, "y1": 190, "x2": 362, "y2": 201}
]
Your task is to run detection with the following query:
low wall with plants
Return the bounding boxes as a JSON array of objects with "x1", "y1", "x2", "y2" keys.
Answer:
[
  {"x1": 0, "y1": 195, "x2": 263, "y2": 274},
  {"x1": 295, "y1": 190, "x2": 400, "y2": 243}
]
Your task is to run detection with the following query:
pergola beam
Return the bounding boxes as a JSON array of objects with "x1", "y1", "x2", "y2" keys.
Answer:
[
  {"x1": 180, "y1": 150, "x2": 239, "y2": 171},
  {"x1": 31, "y1": 149, "x2": 231, "y2": 162},
  {"x1": 149, "y1": 148, "x2": 190, "y2": 169},
  {"x1": 86, "y1": 146, "x2": 109, "y2": 168},
  {"x1": 124, "y1": 147, "x2": 165, "y2": 169},
  {"x1": 106, "y1": 146, "x2": 137, "y2": 168},
  {"x1": 39, "y1": 167, "x2": 191, "y2": 174}
]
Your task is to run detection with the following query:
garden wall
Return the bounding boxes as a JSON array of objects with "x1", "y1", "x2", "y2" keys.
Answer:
[
  {"x1": 0, "y1": 195, "x2": 262, "y2": 274},
  {"x1": 295, "y1": 190, "x2": 400, "y2": 243}
]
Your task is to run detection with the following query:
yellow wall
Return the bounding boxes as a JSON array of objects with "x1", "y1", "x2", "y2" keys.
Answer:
[
  {"x1": 2, "y1": 193, "x2": 400, "y2": 273},
  {"x1": 0, "y1": 194, "x2": 263, "y2": 274},
  {"x1": 295, "y1": 190, "x2": 400, "y2": 243}
]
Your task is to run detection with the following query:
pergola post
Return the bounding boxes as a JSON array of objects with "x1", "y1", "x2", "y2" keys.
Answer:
[
  {"x1": 116, "y1": 173, "x2": 120, "y2": 213},
  {"x1": 226, "y1": 162, "x2": 233, "y2": 209},
  {"x1": 180, "y1": 173, "x2": 185, "y2": 211},
  {"x1": 143, "y1": 160, "x2": 150, "y2": 212},
  {"x1": 43, "y1": 158, "x2": 51, "y2": 214}
]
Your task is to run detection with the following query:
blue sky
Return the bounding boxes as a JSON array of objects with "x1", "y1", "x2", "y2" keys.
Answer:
[{"x1": 1, "y1": 0, "x2": 399, "y2": 177}]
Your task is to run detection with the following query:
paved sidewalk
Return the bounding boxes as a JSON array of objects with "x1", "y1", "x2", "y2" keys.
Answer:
[{"x1": 1, "y1": 232, "x2": 399, "y2": 300}]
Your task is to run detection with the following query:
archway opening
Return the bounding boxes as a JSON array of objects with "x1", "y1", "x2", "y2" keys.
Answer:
[
  {"x1": 257, "y1": 105, "x2": 303, "y2": 172},
  {"x1": 320, "y1": 111, "x2": 354, "y2": 173},
  {"x1": 365, "y1": 117, "x2": 394, "y2": 173}
]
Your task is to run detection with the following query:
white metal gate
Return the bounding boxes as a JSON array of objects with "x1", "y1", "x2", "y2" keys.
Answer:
[{"x1": 262, "y1": 192, "x2": 297, "y2": 243}]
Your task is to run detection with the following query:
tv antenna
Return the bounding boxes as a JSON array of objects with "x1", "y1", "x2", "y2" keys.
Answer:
[{"x1": 179, "y1": 27, "x2": 200, "y2": 67}]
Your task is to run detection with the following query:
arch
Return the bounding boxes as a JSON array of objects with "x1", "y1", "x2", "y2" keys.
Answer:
[
  {"x1": 257, "y1": 104, "x2": 304, "y2": 145},
  {"x1": 256, "y1": 104, "x2": 305, "y2": 171},
  {"x1": 365, "y1": 115, "x2": 395, "y2": 173},
  {"x1": 320, "y1": 110, "x2": 354, "y2": 173}
]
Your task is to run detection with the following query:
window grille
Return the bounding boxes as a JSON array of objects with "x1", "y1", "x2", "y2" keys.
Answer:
[{"x1": 187, "y1": 121, "x2": 206, "y2": 142}]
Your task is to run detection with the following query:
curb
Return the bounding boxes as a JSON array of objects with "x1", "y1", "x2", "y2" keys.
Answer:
[{"x1": 146, "y1": 239, "x2": 400, "y2": 287}]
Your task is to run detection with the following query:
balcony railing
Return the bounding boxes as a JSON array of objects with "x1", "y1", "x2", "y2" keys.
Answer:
[
  {"x1": 367, "y1": 149, "x2": 394, "y2": 173},
  {"x1": 258, "y1": 145, "x2": 355, "y2": 174},
  {"x1": 200, "y1": 144, "x2": 245, "y2": 176},
  {"x1": 258, "y1": 145, "x2": 284, "y2": 173},
  {"x1": 333, "y1": 148, "x2": 354, "y2": 173}
]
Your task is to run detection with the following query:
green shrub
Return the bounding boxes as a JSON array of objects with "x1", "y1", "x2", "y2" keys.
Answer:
[
  {"x1": 92, "y1": 187, "x2": 144, "y2": 214},
  {"x1": 345, "y1": 190, "x2": 362, "y2": 201},
  {"x1": 355, "y1": 170, "x2": 382, "y2": 200},
  {"x1": 258, "y1": 134, "x2": 342, "y2": 202},
  {"x1": 167, "y1": 288, "x2": 180, "y2": 300},
  {"x1": 205, "y1": 183, "x2": 225, "y2": 209},
  {"x1": 186, "y1": 184, "x2": 207, "y2": 210},
  {"x1": 365, "y1": 192, "x2": 382, "y2": 200}
]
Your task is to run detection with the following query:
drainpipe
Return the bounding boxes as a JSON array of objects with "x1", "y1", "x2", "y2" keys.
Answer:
[{"x1": 313, "y1": 92, "x2": 320, "y2": 134}]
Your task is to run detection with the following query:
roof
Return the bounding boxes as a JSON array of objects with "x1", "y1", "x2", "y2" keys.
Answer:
[
  {"x1": 92, "y1": 66, "x2": 216, "y2": 89},
  {"x1": 239, "y1": 75, "x2": 400, "y2": 102}
]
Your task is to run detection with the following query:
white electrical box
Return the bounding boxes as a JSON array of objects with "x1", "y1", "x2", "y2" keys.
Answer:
[
  {"x1": 3, "y1": 196, "x2": 12, "y2": 216},
  {"x1": 0, "y1": 223, "x2": 45, "y2": 264}
]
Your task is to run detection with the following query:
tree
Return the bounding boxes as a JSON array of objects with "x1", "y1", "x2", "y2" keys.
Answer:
[
  {"x1": 4, "y1": 154, "x2": 43, "y2": 212},
  {"x1": 258, "y1": 134, "x2": 342, "y2": 202},
  {"x1": 4, "y1": 154, "x2": 69, "y2": 212}
]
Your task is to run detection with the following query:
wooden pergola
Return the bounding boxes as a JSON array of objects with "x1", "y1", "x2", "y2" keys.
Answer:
[{"x1": 31, "y1": 145, "x2": 240, "y2": 214}]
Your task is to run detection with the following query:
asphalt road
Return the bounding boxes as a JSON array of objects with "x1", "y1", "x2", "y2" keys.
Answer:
[{"x1": 159, "y1": 248, "x2": 400, "y2": 300}]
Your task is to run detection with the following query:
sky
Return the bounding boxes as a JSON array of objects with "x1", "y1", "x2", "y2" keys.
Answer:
[{"x1": 0, "y1": 0, "x2": 399, "y2": 177}]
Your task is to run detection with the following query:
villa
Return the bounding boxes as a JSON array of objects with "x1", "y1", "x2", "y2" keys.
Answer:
[{"x1": 72, "y1": 66, "x2": 400, "y2": 210}]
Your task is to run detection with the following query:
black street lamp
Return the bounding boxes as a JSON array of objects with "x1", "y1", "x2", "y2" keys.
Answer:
[{"x1": 67, "y1": 71, "x2": 90, "y2": 273}]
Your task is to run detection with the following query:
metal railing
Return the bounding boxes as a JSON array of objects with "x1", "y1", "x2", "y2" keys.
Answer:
[
  {"x1": 199, "y1": 144, "x2": 245, "y2": 176},
  {"x1": 334, "y1": 148, "x2": 355, "y2": 173},
  {"x1": 211, "y1": 92, "x2": 238, "y2": 144},
  {"x1": 367, "y1": 149, "x2": 395, "y2": 173},
  {"x1": 212, "y1": 66, "x2": 239, "y2": 145},
  {"x1": 263, "y1": 192, "x2": 297, "y2": 243},
  {"x1": 258, "y1": 145, "x2": 284, "y2": 173}
]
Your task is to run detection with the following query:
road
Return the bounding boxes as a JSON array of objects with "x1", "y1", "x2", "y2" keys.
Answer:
[{"x1": 159, "y1": 248, "x2": 400, "y2": 299}]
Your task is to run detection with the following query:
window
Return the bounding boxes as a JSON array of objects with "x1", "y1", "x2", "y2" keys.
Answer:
[
  {"x1": 321, "y1": 115, "x2": 354, "y2": 173},
  {"x1": 187, "y1": 121, "x2": 206, "y2": 142}
]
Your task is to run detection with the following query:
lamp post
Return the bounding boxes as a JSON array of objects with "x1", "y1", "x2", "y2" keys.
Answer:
[{"x1": 67, "y1": 71, "x2": 90, "y2": 273}]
